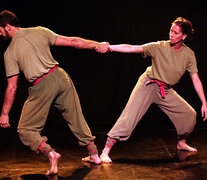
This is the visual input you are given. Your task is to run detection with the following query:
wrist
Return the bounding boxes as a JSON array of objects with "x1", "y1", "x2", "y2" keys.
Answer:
[
  {"x1": 202, "y1": 102, "x2": 207, "y2": 106},
  {"x1": 94, "y1": 43, "x2": 99, "y2": 49},
  {"x1": 1, "y1": 111, "x2": 9, "y2": 116}
]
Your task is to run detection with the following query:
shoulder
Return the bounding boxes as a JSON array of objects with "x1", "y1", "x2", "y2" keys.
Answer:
[
  {"x1": 36, "y1": 26, "x2": 58, "y2": 36},
  {"x1": 142, "y1": 40, "x2": 168, "y2": 48},
  {"x1": 18, "y1": 26, "x2": 56, "y2": 37},
  {"x1": 182, "y1": 43, "x2": 195, "y2": 55}
]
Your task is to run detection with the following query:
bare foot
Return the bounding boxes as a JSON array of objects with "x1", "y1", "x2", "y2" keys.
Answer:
[
  {"x1": 82, "y1": 154, "x2": 102, "y2": 164},
  {"x1": 177, "y1": 150, "x2": 197, "y2": 162},
  {"x1": 45, "y1": 151, "x2": 61, "y2": 175},
  {"x1": 177, "y1": 140, "x2": 197, "y2": 152},
  {"x1": 100, "y1": 153, "x2": 112, "y2": 163},
  {"x1": 45, "y1": 174, "x2": 58, "y2": 180}
]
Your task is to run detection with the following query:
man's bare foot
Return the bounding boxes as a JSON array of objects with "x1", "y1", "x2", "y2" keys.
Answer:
[
  {"x1": 100, "y1": 153, "x2": 112, "y2": 163},
  {"x1": 45, "y1": 151, "x2": 61, "y2": 176},
  {"x1": 177, "y1": 140, "x2": 197, "y2": 152},
  {"x1": 82, "y1": 154, "x2": 102, "y2": 164}
]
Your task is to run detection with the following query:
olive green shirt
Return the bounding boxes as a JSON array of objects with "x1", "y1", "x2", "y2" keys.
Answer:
[
  {"x1": 142, "y1": 40, "x2": 198, "y2": 85},
  {"x1": 4, "y1": 26, "x2": 59, "y2": 82}
]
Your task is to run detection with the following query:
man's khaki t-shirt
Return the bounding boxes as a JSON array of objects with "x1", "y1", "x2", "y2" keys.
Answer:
[
  {"x1": 142, "y1": 40, "x2": 198, "y2": 85},
  {"x1": 4, "y1": 26, "x2": 59, "y2": 82}
]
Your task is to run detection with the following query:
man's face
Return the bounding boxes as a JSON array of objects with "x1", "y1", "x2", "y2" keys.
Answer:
[
  {"x1": 169, "y1": 24, "x2": 187, "y2": 45},
  {"x1": 0, "y1": 27, "x2": 10, "y2": 40}
]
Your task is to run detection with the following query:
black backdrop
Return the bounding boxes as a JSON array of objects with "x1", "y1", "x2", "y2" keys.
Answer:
[{"x1": 1, "y1": 0, "x2": 207, "y2": 137}]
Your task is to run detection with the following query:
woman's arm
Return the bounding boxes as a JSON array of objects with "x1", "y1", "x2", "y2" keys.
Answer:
[
  {"x1": 109, "y1": 44, "x2": 144, "y2": 53},
  {"x1": 191, "y1": 73, "x2": 207, "y2": 121}
]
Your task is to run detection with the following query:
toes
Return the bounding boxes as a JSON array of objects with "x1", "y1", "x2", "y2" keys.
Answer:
[
  {"x1": 82, "y1": 156, "x2": 90, "y2": 162},
  {"x1": 45, "y1": 170, "x2": 50, "y2": 176}
]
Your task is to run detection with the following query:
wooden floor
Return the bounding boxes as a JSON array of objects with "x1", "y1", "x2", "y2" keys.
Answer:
[{"x1": 1, "y1": 127, "x2": 207, "y2": 180}]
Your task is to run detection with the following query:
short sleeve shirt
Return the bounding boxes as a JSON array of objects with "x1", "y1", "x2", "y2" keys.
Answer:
[
  {"x1": 142, "y1": 40, "x2": 198, "y2": 85},
  {"x1": 4, "y1": 26, "x2": 59, "y2": 82}
]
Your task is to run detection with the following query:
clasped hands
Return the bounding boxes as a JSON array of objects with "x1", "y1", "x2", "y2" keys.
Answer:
[{"x1": 95, "y1": 42, "x2": 111, "y2": 53}]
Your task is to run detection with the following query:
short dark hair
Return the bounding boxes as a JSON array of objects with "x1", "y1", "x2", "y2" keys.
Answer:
[
  {"x1": 173, "y1": 17, "x2": 194, "y2": 41},
  {"x1": 0, "y1": 10, "x2": 20, "y2": 27}
]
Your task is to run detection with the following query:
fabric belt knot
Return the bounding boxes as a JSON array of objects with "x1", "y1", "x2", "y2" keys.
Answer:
[
  {"x1": 33, "y1": 65, "x2": 58, "y2": 86},
  {"x1": 146, "y1": 79, "x2": 169, "y2": 98}
]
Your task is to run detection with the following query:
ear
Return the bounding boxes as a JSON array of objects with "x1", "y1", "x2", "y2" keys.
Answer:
[
  {"x1": 182, "y1": 34, "x2": 188, "y2": 41},
  {"x1": 5, "y1": 24, "x2": 11, "y2": 31}
]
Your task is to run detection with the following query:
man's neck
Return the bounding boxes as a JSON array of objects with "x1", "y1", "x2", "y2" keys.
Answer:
[{"x1": 10, "y1": 26, "x2": 20, "y2": 38}]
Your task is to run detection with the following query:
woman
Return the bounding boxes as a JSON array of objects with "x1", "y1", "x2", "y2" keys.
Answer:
[{"x1": 100, "y1": 17, "x2": 207, "y2": 163}]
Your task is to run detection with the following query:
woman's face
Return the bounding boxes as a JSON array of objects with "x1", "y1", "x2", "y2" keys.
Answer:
[{"x1": 169, "y1": 23, "x2": 187, "y2": 45}]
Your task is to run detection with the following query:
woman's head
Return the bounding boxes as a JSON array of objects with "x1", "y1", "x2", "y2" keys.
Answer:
[
  {"x1": 172, "y1": 17, "x2": 194, "y2": 41},
  {"x1": 169, "y1": 17, "x2": 194, "y2": 45}
]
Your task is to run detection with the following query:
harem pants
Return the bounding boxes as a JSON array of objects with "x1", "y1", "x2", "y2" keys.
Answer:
[
  {"x1": 108, "y1": 69, "x2": 197, "y2": 141},
  {"x1": 17, "y1": 67, "x2": 95, "y2": 154}
]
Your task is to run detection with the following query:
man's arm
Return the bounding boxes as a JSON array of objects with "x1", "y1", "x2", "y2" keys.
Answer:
[
  {"x1": 0, "y1": 75, "x2": 18, "y2": 128},
  {"x1": 191, "y1": 73, "x2": 207, "y2": 121},
  {"x1": 109, "y1": 44, "x2": 144, "y2": 53},
  {"x1": 54, "y1": 36, "x2": 109, "y2": 53}
]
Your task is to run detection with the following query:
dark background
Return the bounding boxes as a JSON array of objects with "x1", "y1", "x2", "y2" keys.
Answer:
[{"x1": 0, "y1": 0, "x2": 207, "y2": 140}]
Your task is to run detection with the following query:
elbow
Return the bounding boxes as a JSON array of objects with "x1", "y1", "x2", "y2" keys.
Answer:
[
  {"x1": 71, "y1": 39, "x2": 82, "y2": 49},
  {"x1": 8, "y1": 84, "x2": 18, "y2": 95}
]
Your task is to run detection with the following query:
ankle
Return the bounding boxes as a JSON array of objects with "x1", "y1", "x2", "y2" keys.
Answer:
[
  {"x1": 87, "y1": 141, "x2": 98, "y2": 156},
  {"x1": 178, "y1": 139, "x2": 186, "y2": 143},
  {"x1": 102, "y1": 147, "x2": 110, "y2": 155}
]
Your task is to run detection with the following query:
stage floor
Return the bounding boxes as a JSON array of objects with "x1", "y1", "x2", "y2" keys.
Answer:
[{"x1": 1, "y1": 128, "x2": 207, "y2": 180}]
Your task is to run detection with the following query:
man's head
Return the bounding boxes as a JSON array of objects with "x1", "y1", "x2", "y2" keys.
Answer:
[
  {"x1": 0, "y1": 10, "x2": 20, "y2": 27},
  {"x1": 0, "y1": 10, "x2": 20, "y2": 39}
]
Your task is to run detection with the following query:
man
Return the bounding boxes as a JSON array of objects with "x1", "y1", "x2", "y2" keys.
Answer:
[
  {"x1": 100, "y1": 17, "x2": 207, "y2": 163},
  {"x1": 0, "y1": 10, "x2": 108, "y2": 175}
]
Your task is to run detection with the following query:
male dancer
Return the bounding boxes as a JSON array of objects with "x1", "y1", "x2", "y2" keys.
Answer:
[{"x1": 0, "y1": 10, "x2": 108, "y2": 174}]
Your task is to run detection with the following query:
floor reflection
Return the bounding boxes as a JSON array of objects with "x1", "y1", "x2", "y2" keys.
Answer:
[{"x1": 1, "y1": 128, "x2": 207, "y2": 179}]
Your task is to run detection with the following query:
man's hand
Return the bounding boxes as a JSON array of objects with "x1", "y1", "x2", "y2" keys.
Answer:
[
  {"x1": 0, "y1": 114, "x2": 10, "y2": 128},
  {"x1": 95, "y1": 42, "x2": 110, "y2": 53}
]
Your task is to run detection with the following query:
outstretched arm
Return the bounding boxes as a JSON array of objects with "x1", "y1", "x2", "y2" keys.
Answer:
[
  {"x1": 0, "y1": 75, "x2": 18, "y2": 128},
  {"x1": 109, "y1": 44, "x2": 144, "y2": 53},
  {"x1": 54, "y1": 35, "x2": 109, "y2": 53},
  {"x1": 191, "y1": 73, "x2": 207, "y2": 121}
]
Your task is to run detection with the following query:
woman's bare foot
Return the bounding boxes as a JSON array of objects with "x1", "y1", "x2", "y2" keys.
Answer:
[
  {"x1": 100, "y1": 153, "x2": 112, "y2": 163},
  {"x1": 177, "y1": 140, "x2": 197, "y2": 152},
  {"x1": 45, "y1": 151, "x2": 61, "y2": 175},
  {"x1": 82, "y1": 154, "x2": 102, "y2": 164},
  {"x1": 177, "y1": 150, "x2": 197, "y2": 162}
]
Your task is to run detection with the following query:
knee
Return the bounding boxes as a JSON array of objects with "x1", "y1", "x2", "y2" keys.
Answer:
[
  {"x1": 188, "y1": 109, "x2": 197, "y2": 128},
  {"x1": 17, "y1": 127, "x2": 24, "y2": 137},
  {"x1": 17, "y1": 128, "x2": 29, "y2": 144},
  {"x1": 190, "y1": 109, "x2": 197, "y2": 121}
]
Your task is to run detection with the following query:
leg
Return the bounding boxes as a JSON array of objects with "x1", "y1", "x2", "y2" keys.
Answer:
[
  {"x1": 18, "y1": 72, "x2": 61, "y2": 175},
  {"x1": 46, "y1": 151, "x2": 61, "y2": 175},
  {"x1": 101, "y1": 71, "x2": 155, "y2": 162},
  {"x1": 100, "y1": 137, "x2": 116, "y2": 163},
  {"x1": 177, "y1": 134, "x2": 197, "y2": 152},
  {"x1": 82, "y1": 141, "x2": 102, "y2": 164},
  {"x1": 53, "y1": 68, "x2": 101, "y2": 164},
  {"x1": 157, "y1": 88, "x2": 197, "y2": 152}
]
